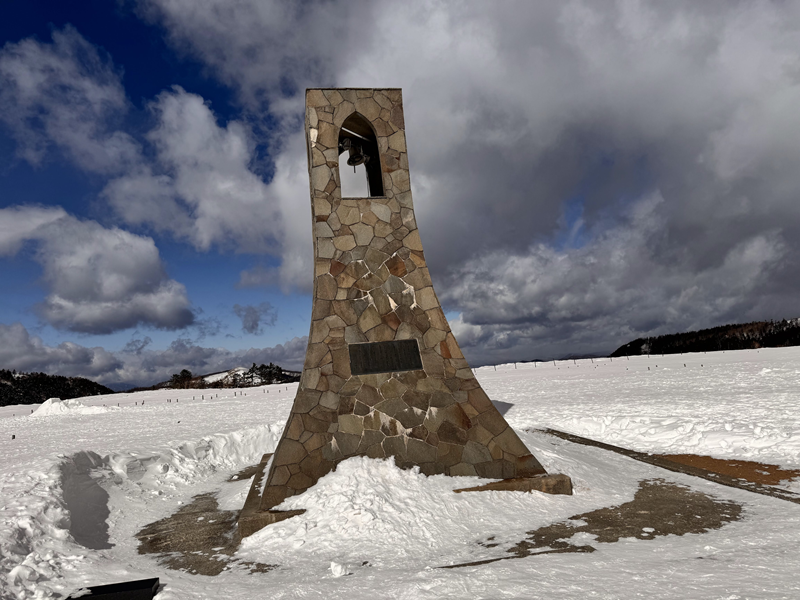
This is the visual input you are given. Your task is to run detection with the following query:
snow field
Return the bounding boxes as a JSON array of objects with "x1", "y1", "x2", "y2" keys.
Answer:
[{"x1": 0, "y1": 350, "x2": 799, "y2": 598}]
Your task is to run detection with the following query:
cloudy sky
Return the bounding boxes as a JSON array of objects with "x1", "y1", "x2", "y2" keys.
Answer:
[{"x1": 1, "y1": 0, "x2": 799, "y2": 388}]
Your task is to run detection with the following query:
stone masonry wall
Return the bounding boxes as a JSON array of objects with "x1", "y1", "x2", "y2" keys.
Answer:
[{"x1": 258, "y1": 88, "x2": 546, "y2": 511}]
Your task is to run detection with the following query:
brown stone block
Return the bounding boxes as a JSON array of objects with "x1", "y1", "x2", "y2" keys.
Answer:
[
  {"x1": 294, "y1": 389, "x2": 322, "y2": 414},
  {"x1": 406, "y1": 438, "x2": 437, "y2": 464},
  {"x1": 515, "y1": 453, "x2": 547, "y2": 477},
  {"x1": 333, "y1": 235, "x2": 357, "y2": 252},
  {"x1": 494, "y1": 427, "x2": 530, "y2": 456},
  {"x1": 337, "y1": 414, "x2": 363, "y2": 436},
  {"x1": 301, "y1": 367, "x2": 321, "y2": 389},
  {"x1": 449, "y1": 462, "x2": 477, "y2": 477},
  {"x1": 467, "y1": 388, "x2": 493, "y2": 414},
  {"x1": 380, "y1": 416, "x2": 402, "y2": 437},
  {"x1": 395, "y1": 304, "x2": 414, "y2": 323},
  {"x1": 287, "y1": 472, "x2": 315, "y2": 491},
  {"x1": 439, "y1": 341, "x2": 452, "y2": 358},
  {"x1": 339, "y1": 377, "x2": 362, "y2": 397},
  {"x1": 358, "y1": 304, "x2": 382, "y2": 331},
  {"x1": 437, "y1": 421, "x2": 468, "y2": 445},
  {"x1": 360, "y1": 429, "x2": 385, "y2": 449},
  {"x1": 475, "y1": 408, "x2": 507, "y2": 436},
  {"x1": 428, "y1": 390, "x2": 454, "y2": 409},
  {"x1": 386, "y1": 254, "x2": 407, "y2": 277},
  {"x1": 317, "y1": 121, "x2": 338, "y2": 148},
  {"x1": 344, "y1": 325, "x2": 368, "y2": 343},
  {"x1": 338, "y1": 395, "x2": 355, "y2": 415},
  {"x1": 422, "y1": 327, "x2": 446, "y2": 350},
  {"x1": 375, "y1": 262, "x2": 391, "y2": 282},
  {"x1": 370, "y1": 288, "x2": 392, "y2": 315},
  {"x1": 437, "y1": 443, "x2": 464, "y2": 467},
  {"x1": 310, "y1": 404, "x2": 337, "y2": 423},
  {"x1": 366, "y1": 444, "x2": 386, "y2": 459},
  {"x1": 462, "y1": 441, "x2": 493, "y2": 464},
  {"x1": 333, "y1": 301, "x2": 358, "y2": 325},
  {"x1": 375, "y1": 397, "x2": 407, "y2": 419},
  {"x1": 312, "y1": 300, "x2": 332, "y2": 321},
  {"x1": 383, "y1": 435, "x2": 406, "y2": 458},
  {"x1": 379, "y1": 377, "x2": 408, "y2": 398},
  {"x1": 302, "y1": 413, "x2": 331, "y2": 433},
  {"x1": 364, "y1": 247, "x2": 389, "y2": 272},
  {"x1": 333, "y1": 100, "x2": 355, "y2": 127},
  {"x1": 405, "y1": 267, "x2": 432, "y2": 289},
  {"x1": 356, "y1": 384, "x2": 382, "y2": 407},
  {"x1": 354, "y1": 401, "x2": 370, "y2": 416},
  {"x1": 335, "y1": 432, "x2": 361, "y2": 456},
  {"x1": 325, "y1": 374, "x2": 346, "y2": 393},
  {"x1": 390, "y1": 212, "x2": 403, "y2": 229},
  {"x1": 459, "y1": 378, "x2": 480, "y2": 391},
  {"x1": 421, "y1": 349, "x2": 445, "y2": 377},
  {"x1": 273, "y1": 439, "x2": 306, "y2": 467},
  {"x1": 383, "y1": 239, "x2": 403, "y2": 256},
  {"x1": 303, "y1": 433, "x2": 328, "y2": 454},
  {"x1": 383, "y1": 312, "x2": 401, "y2": 330},
  {"x1": 331, "y1": 347, "x2": 351, "y2": 378},
  {"x1": 316, "y1": 273, "x2": 337, "y2": 300},
  {"x1": 330, "y1": 260, "x2": 346, "y2": 276},
  {"x1": 459, "y1": 400, "x2": 478, "y2": 420},
  {"x1": 307, "y1": 89, "x2": 329, "y2": 107},
  {"x1": 299, "y1": 431, "x2": 313, "y2": 444},
  {"x1": 366, "y1": 323, "x2": 394, "y2": 343},
  {"x1": 441, "y1": 402, "x2": 471, "y2": 429},
  {"x1": 466, "y1": 423, "x2": 493, "y2": 446},
  {"x1": 271, "y1": 465, "x2": 291, "y2": 486},
  {"x1": 395, "y1": 407, "x2": 425, "y2": 429},
  {"x1": 401, "y1": 389, "x2": 430, "y2": 411},
  {"x1": 310, "y1": 320, "x2": 330, "y2": 343},
  {"x1": 285, "y1": 415, "x2": 304, "y2": 440},
  {"x1": 413, "y1": 310, "x2": 432, "y2": 334},
  {"x1": 488, "y1": 440, "x2": 504, "y2": 460},
  {"x1": 362, "y1": 410, "x2": 381, "y2": 430},
  {"x1": 474, "y1": 460, "x2": 504, "y2": 480}
]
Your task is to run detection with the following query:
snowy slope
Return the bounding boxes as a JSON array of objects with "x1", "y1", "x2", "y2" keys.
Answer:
[{"x1": 1, "y1": 350, "x2": 799, "y2": 599}]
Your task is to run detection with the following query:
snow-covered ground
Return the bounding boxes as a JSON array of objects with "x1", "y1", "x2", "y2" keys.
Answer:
[{"x1": 1, "y1": 348, "x2": 799, "y2": 599}]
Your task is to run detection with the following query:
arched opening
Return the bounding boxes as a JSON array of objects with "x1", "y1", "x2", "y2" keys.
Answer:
[{"x1": 338, "y1": 113, "x2": 384, "y2": 197}]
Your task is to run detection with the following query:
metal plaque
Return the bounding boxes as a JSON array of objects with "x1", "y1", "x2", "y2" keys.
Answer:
[{"x1": 348, "y1": 339, "x2": 423, "y2": 375}]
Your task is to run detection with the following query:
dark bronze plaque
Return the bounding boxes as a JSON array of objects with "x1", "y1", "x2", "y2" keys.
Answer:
[{"x1": 348, "y1": 339, "x2": 423, "y2": 375}]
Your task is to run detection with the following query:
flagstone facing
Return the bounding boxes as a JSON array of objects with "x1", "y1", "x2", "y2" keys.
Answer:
[{"x1": 257, "y1": 88, "x2": 549, "y2": 514}]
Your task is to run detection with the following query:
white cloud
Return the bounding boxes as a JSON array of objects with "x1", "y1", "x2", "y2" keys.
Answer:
[
  {"x1": 0, "y1": 206, "x2": 194, "y2": 334},
  {"x1": 0, "y1": 26, "x2": 141, "y2": 173},
  {"x1": 138, "y1": 0, "x2": 800, "y2": 360}
]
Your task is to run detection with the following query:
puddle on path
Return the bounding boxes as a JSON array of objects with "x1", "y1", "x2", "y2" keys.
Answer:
[
  {"x1": 657, "y1": 454, "x2": 800, "y2": 486},
  {"x1": 444, "y1": 479, "x2": 742, "y2": 568},
  {"x1": 136, "y1": 491, "x2": 273, "y2": 576}
]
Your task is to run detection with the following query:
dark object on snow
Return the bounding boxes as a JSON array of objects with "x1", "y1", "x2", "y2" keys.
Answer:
[{"x1": 67, "y1": 577, "x2": 159, "y2": 599}]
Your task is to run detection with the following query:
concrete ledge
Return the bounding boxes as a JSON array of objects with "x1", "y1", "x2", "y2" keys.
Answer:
[
  {"x1": 453, "y1": 473, "x2": 573, "y2": 495},
  {"x1": 237, "y1": 453, "x2": 305, "y2": 538}
]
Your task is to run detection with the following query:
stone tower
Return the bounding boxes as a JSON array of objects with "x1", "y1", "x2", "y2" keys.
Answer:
[{"x1": 239, "y1": 89, "x2": 568, "y2": 536}]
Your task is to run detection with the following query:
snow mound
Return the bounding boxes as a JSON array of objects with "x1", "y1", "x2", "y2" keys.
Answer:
[{"x1": 31, "y1": 398, "x2": 116, "y2": 417}]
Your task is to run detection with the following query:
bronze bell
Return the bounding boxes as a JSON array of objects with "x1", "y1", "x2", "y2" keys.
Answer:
[{"x1": 342, "y1": 138, "x2": 369, "y2": 167}]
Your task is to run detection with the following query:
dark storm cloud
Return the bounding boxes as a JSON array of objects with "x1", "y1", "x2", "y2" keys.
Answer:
[
  {"x1": 233, "y1": 302, "x2": 277, "y2": 335},
  {"x1": 140, "y1": 0, "x2": 800, "y2": 362}
]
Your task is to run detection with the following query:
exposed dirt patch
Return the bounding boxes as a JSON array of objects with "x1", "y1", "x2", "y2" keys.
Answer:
[
  {"x1": 444, "y1": 479, "x2": 742, "y2": 568},
  {"x1": 657, "y1": 454, "x2": 800, "y2": 486},
  {"x1": 136, "y1": 492, "x2": 273, "y2": 576}
]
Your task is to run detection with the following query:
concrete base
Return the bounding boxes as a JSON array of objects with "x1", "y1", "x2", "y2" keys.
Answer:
[
  {"x1": 453, "y1": 473, "x2": 573, "y2": 495},
  {"x1": 238, "y1": 453, "x2": 305, "y2": 539}
]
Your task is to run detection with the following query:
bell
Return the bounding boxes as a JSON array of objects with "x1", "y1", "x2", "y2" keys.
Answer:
[{"x1": 346, "y1": 141, "x2": 368, "y2": 167}]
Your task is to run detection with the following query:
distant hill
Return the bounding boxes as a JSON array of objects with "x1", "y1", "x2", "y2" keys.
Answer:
[
  {"x1": 129, "y1": 363, "x2": 301, "y2": 392},
  {"x1": 611, "y1": 318, "x2": 800, "y2": 357},
  {"x1": 0, "y1": 369, "x2": 114, "y2": 407}
]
